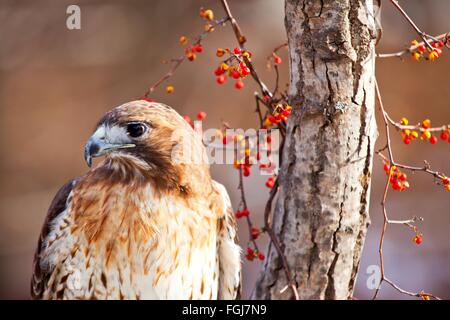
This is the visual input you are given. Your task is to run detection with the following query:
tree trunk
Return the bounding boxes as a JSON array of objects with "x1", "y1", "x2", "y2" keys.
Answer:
[{"x1": 253, "y1": 0, "x2": 378, "y2": 300}]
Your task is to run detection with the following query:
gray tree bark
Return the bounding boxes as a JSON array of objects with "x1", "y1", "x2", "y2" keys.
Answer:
[{"x1": 253, "y1": 0, "x2": 378, "y2": 300}]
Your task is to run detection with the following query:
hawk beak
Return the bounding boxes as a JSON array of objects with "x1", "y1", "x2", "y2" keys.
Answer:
[{"x1": 84, "y1": 135, "x2": 135, "y2": 168}]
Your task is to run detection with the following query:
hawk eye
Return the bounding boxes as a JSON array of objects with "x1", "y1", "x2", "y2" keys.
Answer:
[{"x1": 126, "y1": 122, "x2": 147, "y2": 138}]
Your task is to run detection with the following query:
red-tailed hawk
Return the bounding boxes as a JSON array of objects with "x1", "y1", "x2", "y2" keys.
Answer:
[{"x1": 31, "y1": 100, "x2": 241, "y2": 299}]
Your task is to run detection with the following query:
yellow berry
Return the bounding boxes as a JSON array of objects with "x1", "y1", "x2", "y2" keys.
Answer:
[
  {"x1": 412, "y1": 52, "x2": 421, "y2": 61},
  {"x1": 204, "y1": 9, "x2": 214, "y2": 21},
  {"x1": 411, "y1": 40, "x2": 419, "y2": 46},
  {"x1": 165, "y1": 85, "x2": 174, "y2": 94},
  {"x1": 445, "y1": 185, "x2": 450, "y2": 192},
  {"x1": 204, "y1": 23, "x2": 214, "y2": 32},
  {"x1": 400, "y1": 117, "x2": 409, "y2": 125},
  {"x1": 179, "y1": 36, "x2": 188, "y2": 45},
  {"x1": 221, "y1": 62, "x2": 229, "y2": 71},
  {"x1": 410, "y1": 131, "x2": 419, "y2": 139},
  {"x1": 421, "y1": 130, "x2": 431, "y2": 140},
  {"x1": 242, "y1": 51, "x2": 251, "y2": 60},
  {"x1": 422, "y1": 119, "x2": 431, "y2": 129},
  {"x1": 403, "y1": 129, "x2": 411, "y2": 137}
]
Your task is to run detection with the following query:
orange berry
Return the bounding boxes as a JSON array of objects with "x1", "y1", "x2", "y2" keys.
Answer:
[
  {"x1": 428, "y1": 51, "x2": 439, "y2": 60},
  {"x1": 186, "y1": 52, "x2": 196, "y2": 61},
  {"x1": 422, "y1": 119, "x2": 431, "y2": 129},
  {"x1": 179, "y1": 36, "x2": 188, "y2": 45},
  {"x1": 165, "y1": 85, "x2": 174, "y2": 94},
  {"x1": 216, "y1": 48, "x2": 225, "y2": 57}
]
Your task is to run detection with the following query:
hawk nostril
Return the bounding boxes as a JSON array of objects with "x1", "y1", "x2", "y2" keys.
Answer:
[{"x1": 89, "y1": 143, "x2": 100, "y2": 156}]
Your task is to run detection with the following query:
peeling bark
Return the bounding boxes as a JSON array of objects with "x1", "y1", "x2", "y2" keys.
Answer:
[{"x1": 253, "y1": 0, "x2": 378, "y2": 300}]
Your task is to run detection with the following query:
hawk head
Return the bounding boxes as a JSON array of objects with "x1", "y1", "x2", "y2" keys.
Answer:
[{"x1": 84, "y1": 100, "x2": 208, "y2": 191}]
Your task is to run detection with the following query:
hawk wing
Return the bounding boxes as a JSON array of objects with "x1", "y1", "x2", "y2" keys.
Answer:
[
  {"x1": 213, "y1": 181, "x2": 242, "y2": 300},
  {"x1": 31, "y1": 179, "x2": 78, "y2": 299}
]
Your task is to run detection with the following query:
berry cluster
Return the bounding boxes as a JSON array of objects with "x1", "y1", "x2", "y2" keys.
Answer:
[
  {"x1": 235, "y1": 208, "x2": 250, "y2": 219},
  {"x1": 179, "y1": 36, "x2": 204, "y2": 62},
  {"x1": 214, "y1": 47, "x2": 253, "y2": 89},
  {"x1": 245, "y1": 247, "x2": 265, "y2": 261},
  {"x1": 410, "y1": 39, "x2": 448, "y2": 61},
  {"x1": 399, "y1": 118, "x2": 450, "y2": 145},
  {"x1": 263, "y1": 104, "x2": 292, "y2": 128},
  {"x1": 383, "y1": 163, "x2": 410, "y2": 191}
]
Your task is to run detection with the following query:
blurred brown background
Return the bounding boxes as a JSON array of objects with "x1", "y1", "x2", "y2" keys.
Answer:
[{"x1": 0, "y1": 0, "x2": 449, "y2": 299}]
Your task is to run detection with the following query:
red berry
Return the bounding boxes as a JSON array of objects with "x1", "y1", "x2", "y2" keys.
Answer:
[
  {"x1": 403, "y1": 137, "x2": 411, "y2": 145},
  {"x1": 414, "y1": 235, "x2": 423, "y2": 245},
  {"x1": 266, "y1": 177, "x2": 275, "y2": 188},
  {"x1": 216, "y1": 75, "x2": 226, "y2": 84},
  {"x1": 251, "y1": 228, "x2": 260, "y2": 239},
  {"x1": 192, "y1": 44, "x2": 203, "y2": 53},
  {"x1": 235, "y1": 210, "x2": 243, "y2": 219},
  {"x1": 241, "y1": 208, "x2": 250, "y2": 217},
  {"x1": 241, "y1": 67, "x2": 251, "y2": 76},
  {"x1": 233, "y1": 47, "x2": 241, "y2": 54},
  {"x1": 247, "y1": 247, "x2": 254, "y2": 256},
  {"x1": 263, "y1": 95, "x2": 270, "y2": 102},
  {"x1": 383, "y1": 164, "x2": 390, "y2": 172},
  {"x1": 258, "y1": 253, "x2": 265, "y2": 260},
  {"x1": 235, "y1": 80, "x2": 244, "y2": 89},
  {"x1": 392, "y1": 181, "x2": 402, "y2": 190},
  {"x1": 243, "y1": 166, "x2": 251, "y2": 177},
  {"x1": 442, "y1": 177, "x2": 450, "y2": 185},
  {"x1": 398, "y1": 173, "x2": 407, "y2": 181},
  {"x1": 274, "y1": 56, "x2": 282, "y2": 64},
  {"x1": 418, "y1": 44, "x2": 426, "y2": 53},
  {"x1": 197, "y1": 111, "x2": 207, "y2": 120},
  {"x1": 214, "y1": 67, "x2": 225, "y2": 76},
  {"x1": 430, "y1": 135, "x2": 438, "y2": 144},
  {"x1": 440, "y1": 131, "x2": 449, "y2": 141},
  {"x1": 231, "y1": 70, "x2": 240, "y2": 79}
]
